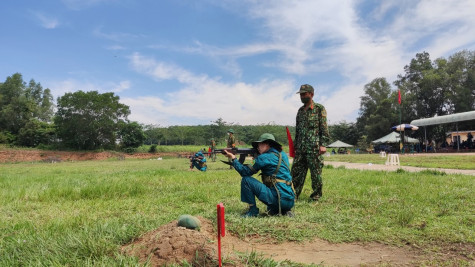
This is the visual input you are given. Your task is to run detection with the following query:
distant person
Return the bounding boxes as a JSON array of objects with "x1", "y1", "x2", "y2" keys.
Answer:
[
  {"x1": 209, "y1": 138, "x2": 216, "y2": 162},
  {"x1": 291, "y1": 84, "x2": 330, "y2": 201},
  {"x1": 223, "y1": 133, "x2": 295, "y2": 217},
  {"x1": 368, "y1": 144, "x2": 374, "y2": 154},
  {"x1": 189, "y1": 151, "x2": 207, "y2": 171},
  {"x1": 467, "y1": 132, "x2": 473, "y2": 149},
  {"x1": 431, "y1": 140, "x2": 437, "y2": 153}
]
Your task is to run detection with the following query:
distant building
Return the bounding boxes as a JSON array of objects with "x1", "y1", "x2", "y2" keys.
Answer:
[{"x1": 445, "y1": 130, "x2": 474, "y2": 144}]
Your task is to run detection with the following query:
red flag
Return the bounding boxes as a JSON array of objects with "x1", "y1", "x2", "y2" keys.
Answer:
[
  {"x1": 398, "y1": 89, "x2": 401, "y2": 105},
  {"x1": 286, "y1": 127, "x2": 295, "y2": 158}
]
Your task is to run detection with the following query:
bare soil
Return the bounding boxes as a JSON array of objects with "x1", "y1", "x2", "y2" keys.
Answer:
[
  {"x1": 0, "y1": 149, "x2": 188, "y2": 163},
  {"x1": 121, "y1": 216, "x2": 474, "y2": 266}
]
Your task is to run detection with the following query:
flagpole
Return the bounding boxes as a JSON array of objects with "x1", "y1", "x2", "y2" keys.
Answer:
[{"x1": 398, "y1": 89, "x2": 403, "y2": 154}]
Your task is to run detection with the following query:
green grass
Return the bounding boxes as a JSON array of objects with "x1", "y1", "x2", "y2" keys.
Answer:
[
  {"x1": 0, "y1": 156, "x2": 474, "y2": 266},
  {"x1": 325, "y1": 153, "x2": 475, "y2": 169}
]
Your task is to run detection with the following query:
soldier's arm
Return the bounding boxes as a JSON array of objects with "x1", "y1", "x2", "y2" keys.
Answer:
[{"x1": 319, "y1": 105, "x2": 330, "y2": 147}]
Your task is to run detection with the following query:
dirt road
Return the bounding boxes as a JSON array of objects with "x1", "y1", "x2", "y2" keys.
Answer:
[{"x1": 325, "y1": 161, "x2": 475, "y2": 176}]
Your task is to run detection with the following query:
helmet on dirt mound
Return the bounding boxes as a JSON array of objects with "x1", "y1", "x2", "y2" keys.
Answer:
[{"x1": 177, "y1": 215, "x2": 201, "y2": 230}]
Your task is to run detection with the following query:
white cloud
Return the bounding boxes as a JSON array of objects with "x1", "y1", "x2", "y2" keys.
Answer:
[
  {"x1": 32, "y1": 12, "x2": 59, "y2": 29},
  {"x1": 61, "y1": 0, "x2": 110, "y2": 10},
  {"x1": 126, "y1": 53, "x2": 300, "y2": 126},
  {"x1": 93, "y1": 27, "x2": 142, "y2": 42},
  {"x1": 47, "y1": 79, "x2": 131, "y2": 97}
]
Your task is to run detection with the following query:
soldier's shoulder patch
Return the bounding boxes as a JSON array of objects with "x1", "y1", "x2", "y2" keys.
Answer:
[{"x1": 315, "y1": 103, "x2": 327, "y2": 117}]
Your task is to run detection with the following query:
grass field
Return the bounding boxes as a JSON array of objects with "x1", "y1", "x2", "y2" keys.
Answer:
[{"x1": 1, "y1": 154, "x2": 474, "y2": 266}]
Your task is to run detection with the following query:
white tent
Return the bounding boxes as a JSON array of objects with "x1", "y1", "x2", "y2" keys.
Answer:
[
  {"x1": 372, "y1": 132, "x2": 419, "y2": 144},
  {"x1": 327, "y1": 140, "x2": 354, "y2": 148}
]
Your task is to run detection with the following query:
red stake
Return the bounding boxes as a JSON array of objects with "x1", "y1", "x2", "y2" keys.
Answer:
[{"x1": 217, "y1": 203, "x2": 225, "y2": 267}]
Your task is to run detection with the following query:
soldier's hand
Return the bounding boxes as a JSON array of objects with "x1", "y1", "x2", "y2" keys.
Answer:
[
  {"x1": 319, "y1": 146, "x2": 327, "y2": 155},
  {"x1": 223, "y1": 149, "x2": 236, "y2": 160}
]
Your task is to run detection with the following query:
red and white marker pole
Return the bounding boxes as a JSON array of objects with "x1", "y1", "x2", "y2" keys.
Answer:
[{"x1": 217, "y1": 203, "x2": 225, "y2": 267}]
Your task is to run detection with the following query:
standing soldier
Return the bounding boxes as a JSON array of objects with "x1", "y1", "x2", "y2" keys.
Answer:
[
  {"x1": 291, "y1": 84, "x2": 330, "y2": 201},
  {"x1": 209, "y1": 138, "x2": 217, "y2": 162},
  {"x1": 227, "y1": 129, "x2": 236, "y2": 169}
]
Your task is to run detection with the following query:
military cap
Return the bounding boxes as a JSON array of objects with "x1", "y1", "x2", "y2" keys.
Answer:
[{"x1": 296, "y1": 84, "x2": 314, "y2": 94}]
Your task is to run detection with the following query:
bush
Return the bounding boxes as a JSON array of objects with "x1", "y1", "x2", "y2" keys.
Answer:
[
  {"x1": 123, "y1": 147, "x2": 136, "y2": 154},
  {"x1": 0, "y1": 131, "x2": 15, "y2": 144},
  {"x1": 149, "y1": 144, "x2": 157, "y2": 153}
]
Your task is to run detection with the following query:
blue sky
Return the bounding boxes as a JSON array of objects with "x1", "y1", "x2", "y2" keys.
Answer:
[{"x1": 2, "y1": 0, "x2": 475, "y2": 126}]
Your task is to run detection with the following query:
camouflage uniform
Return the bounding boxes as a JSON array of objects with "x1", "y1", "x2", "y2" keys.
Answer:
[
  {"x1": 227, "y1": 133, "x2": 236, "y2": 148},
  {"x1": 291, "y1": 90, "x2": 330, "y2": 200},
  {"x1": 210, "y1": 139, "x2": 216, "y2": 161}
]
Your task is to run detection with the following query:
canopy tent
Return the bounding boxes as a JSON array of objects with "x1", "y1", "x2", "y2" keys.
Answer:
[
  {"x1": 372, "y1": 132, "x2": 419, "y2": 144},
  {"x1": 327, "y1": 140, "x2": 354, "y2": 148},
  {"x1": 411, "y1": 110, "x2": 475, "y2": 151},
  {"x1": 410, "y1": 110, "x2": 475, "y2": 126}
]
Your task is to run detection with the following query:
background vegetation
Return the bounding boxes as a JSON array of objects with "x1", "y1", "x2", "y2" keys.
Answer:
[{"x1": 1, "y1": 50, "x2": 474, "y2": 151}]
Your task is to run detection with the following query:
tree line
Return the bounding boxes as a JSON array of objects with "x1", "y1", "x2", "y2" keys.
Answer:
[
  {"x1": 355, "y1": 50, "x2": 474, "y2": 148},
  {"x1": 1, "y1": 50, "x2": 474, "y2": 151}
]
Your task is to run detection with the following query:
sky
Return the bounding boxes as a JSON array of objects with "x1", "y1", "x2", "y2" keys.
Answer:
[{"x1": 1, "y1": 0, "x2": 475, "y2": 127}]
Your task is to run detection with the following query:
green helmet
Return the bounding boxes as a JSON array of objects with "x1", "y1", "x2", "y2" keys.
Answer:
[
  {"x1": 227, "y1": 129, "x2": 234, "y2": 134},
  {"x1": 177, "y1": 214, "x2": 201, "y2": 230},
  {"x1": 252, "y1": 133, "x2": 282, "y2": 150}
]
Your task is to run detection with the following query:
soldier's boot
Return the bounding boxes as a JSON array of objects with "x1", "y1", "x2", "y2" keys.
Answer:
[
  {"x1": 310, "y1": 187, "x2": 322, "y2": 201},
  {"x1": 242, "y1": 205, "x2": 259, "y2": 217},
  {"x1": 284, "y1": 210, "x2": 295, "y2": 217}
]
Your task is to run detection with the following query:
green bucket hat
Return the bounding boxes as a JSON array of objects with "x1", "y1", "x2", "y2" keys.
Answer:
[
  {"x1": 252, "y1": 133, "x2": 282, "y2": 150},
  {"x1": 296, "y1": 84, "x2": 314, "y2": 94}
]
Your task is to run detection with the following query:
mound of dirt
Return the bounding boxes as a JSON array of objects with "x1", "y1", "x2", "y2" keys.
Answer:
[
  {"x1": 121, "y1": 216, "x2": 224, "y2": 266},
  {"x1": 121, "y1": 216, "x2": 431, "y2": 267}
]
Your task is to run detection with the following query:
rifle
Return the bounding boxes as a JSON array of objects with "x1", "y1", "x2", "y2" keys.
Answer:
[{"x1": 213, "y1": 147, "x2": 258, "y2": 164}]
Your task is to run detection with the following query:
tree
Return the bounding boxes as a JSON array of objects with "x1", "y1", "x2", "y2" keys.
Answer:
[
  {"x1": 118, "y1": 121, "x2": 146, "y2": 152},
  {"x1": 17, "y1": 119, "x2": 55, "y2": 147},
  {"x1": 210, "y1": 118, "x2": 233, "y2": 145},
  {"x1": 143, "y1": 124, "x2": 164, "y2": 145},
  {"x1": 445, "y1": 50, "x2": 475, "y2": 113},
  {"x1": 328, "y1": 121, "x2": 359, "y2": 145},
  {"x1": 0, "y1": 73, "x2": 54, "y2": 146},
  {"x1": 54, "y1": 91, "x2": 130, "y2": 150},
  {"x1": 394, "y1": 52, "x2": 445, "y2": 120},
  {"x1": 356, "y1": 78, "x2": 398, "y2": 141}
]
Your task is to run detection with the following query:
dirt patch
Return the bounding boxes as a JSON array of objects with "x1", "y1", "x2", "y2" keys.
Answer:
[
  {"x1": 122, "y1": 217, "x2": 427, "y2": 266},
  {"x1": 0, "y1": 149, "x2": 190, "y2": 163}
]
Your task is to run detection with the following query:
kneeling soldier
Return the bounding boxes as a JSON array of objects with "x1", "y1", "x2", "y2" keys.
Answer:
[{"x1": 223, "y1": 133, "x2": 295, "y2": 217}]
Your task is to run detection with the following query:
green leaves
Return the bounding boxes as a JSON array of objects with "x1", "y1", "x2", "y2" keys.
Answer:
[{"x1": 54, "y1": 91, "x2": 130, "y2": 150}]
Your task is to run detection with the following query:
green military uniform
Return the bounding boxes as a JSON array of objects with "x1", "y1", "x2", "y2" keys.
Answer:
[
  {"x1": 291, "y1": 85, "x2": 330, "y2": 200},
  {"x1": 227, "y1": 130, "x2": 236, "y2": 148},
  {"x1": 210, "y1": 138, "x2": 216, "y2": 162}
]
